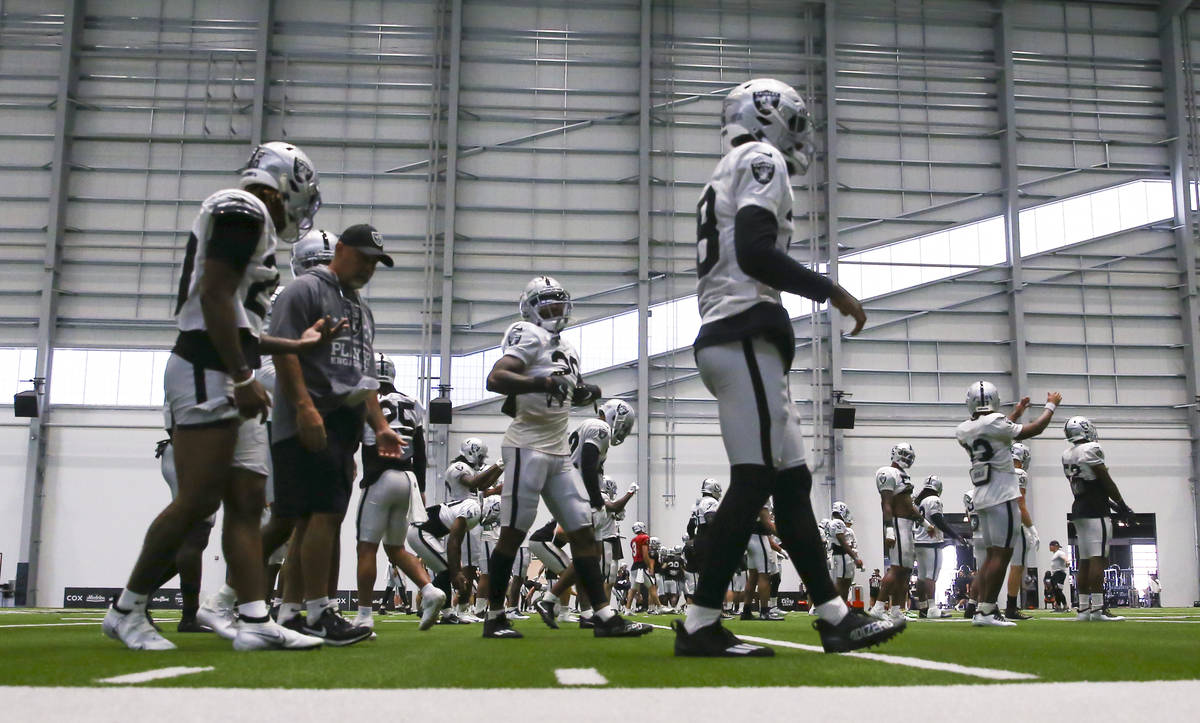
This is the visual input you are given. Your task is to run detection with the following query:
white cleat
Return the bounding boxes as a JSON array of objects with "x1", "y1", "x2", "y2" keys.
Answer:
[
  {"x1": 972, "y1": 612, "x2": 1016, "y2": 627},
  {"x1": 1076, "y1": 610, "x2": 1092, "y2": 621},
  {"x1": 352, "y1": 614, "x2": 375, "y2": 630},
  {"x1": 233, "y1": 619, "x2": 323, "y2": 650},
  {"x1": 557, "y1": 611, "x2": 580, "y2": 623},
  {"x1": 102, "y1": 606, "x2": 177, "y2": 651},
  {"x1": 505, "y1": 608, "x2": 530, "y2": 621},
  {"x1": 458, "y1": 612, "x2": 483, "y2": 624},
  {"x1": 196, "y1": 596, "x2": 238, "y2": 641},
  {"x1": 887, "y1": 609, "x2": 908, "y2": 626},
  {"x1": 1090, "y1": 610, "x2": 1125, "y2": 622},
  {"x1": 419, "y1": 589, "x2": 446, "y2": 631}
]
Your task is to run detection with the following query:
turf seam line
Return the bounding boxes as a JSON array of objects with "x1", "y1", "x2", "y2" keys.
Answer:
[
  {"x1": 97, "y1": 667, "x2": 215, "y2": 685},
  {"x1": 554, "y1": 668, "x2": 608, "y2": 686}
]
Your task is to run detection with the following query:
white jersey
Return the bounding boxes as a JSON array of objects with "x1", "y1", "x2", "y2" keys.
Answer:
[
  {"x1": 570, "y1": 418, "x2": 612, "y2": 470},
  {"x1": 955, "y1": 413, "x2": 1023, "y2": 510},
  {"x1": 827, "y1": 517, "x2": 850, "y2": 552},
  {"x1": 1061, "y1": 441, "x2": 1110, "y2": 518},
  {"x1": 593, "y1": 492, "x2": 620, "y2": 539},
  {"x1": 1049, "y1": 549, "x2": 1070, "y2": 573},
  {"x1": 691, "y1": 496, "x2": 720, "y2": 530},
  {"x1": 499, "y1": 321, "x2": 582, "y2": 455},
  {"x1": 175, "y1": 188, "x2": 279, "y2": 346},
  {"x1": 843, "y1": 527, "x2": 858, "y2": 555},
  {"x1": 428, "y1": 498, "x2": 482, "y2": 537},
  {"x1": 913, "y1": 495, "x2": 944, "y2": 544},
  {"x1": 364, "y1": 391, "x2": 424, "y2": 462},
  {"x1": 875, "y1": 466, "x2": 913, "y2": 496},
  {"x1": 696, "y1": 141, "x2": 794, "y2": 325},
  {"x1": 443, "y1": 459, "x2": 476, "y2": 503}
]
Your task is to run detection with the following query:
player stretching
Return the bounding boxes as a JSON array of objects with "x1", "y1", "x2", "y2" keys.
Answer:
[
  {"x1": 956, "y1": 381, "x2": 1060, "y2": 627},
  {"x1": 673, "y1": 78, "x2": 902, "y2": 656},
  {"x1": 1004, "y1": 443, "x2": 1038, "y2": 620}
]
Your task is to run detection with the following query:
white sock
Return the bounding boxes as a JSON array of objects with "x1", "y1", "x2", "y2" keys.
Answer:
[
  {"x1": 541, "y1": 590, "x2": 558, "y2": 605},
  {"x1": 919, "y1": 600, "x2": 930, "y2": 610},
  {"x1": 683, "y1": 604, "x2": 722, "y2": 634},
  {"x1": 1078, "y1": 592, "x2": 1091, "y2": 612},
  {"x1": 869, "y1": 600, "x2": 886, "y2": 615},
  {"x1": 594, "y1": 606, "x2": 615, "y2": 622},
  {"x1": 420, "y1": 583, "x2": 438, "y2": 599},
  {"x1": 979, "y1": 602, "x2": 996, "y2": 615},
  {"x1": 580, "y1": 608, "x2": 593, "y2": 619},
  {"x1": 116, "y1": 589, "x2": 148, "y2": 613},
  {"x1": 237, "y1": 600, "x2": 268, "y2": 620},
  {"x1": 1091, "y1": 592, "x2": 1104, "y2": 610},
  {"x1": 357, "y1": 605, "x2": 373, "y2": 618},
  {"x1": 278, "y1": 602, "x2": 302, "y2": 623},
  {"x1": 815, "y1": 597, "x2": 850, "y2": 625},
  {"x1": 487, "y1": 608, "x2": 505, "y2": 620},
  {"x1": 215, "y1": 584, "x2": 236, "y2": 607},
  {"x1": 473, "y1": 600, "x2": 487, "y2": 615},
  {"x1": 306, "y1": 596, "x2": 330, "y2": 620}
]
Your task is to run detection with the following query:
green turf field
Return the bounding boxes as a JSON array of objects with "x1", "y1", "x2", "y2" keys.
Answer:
[{"x1": 1, "y1": 608, "x2": 1197, "y2": 688}]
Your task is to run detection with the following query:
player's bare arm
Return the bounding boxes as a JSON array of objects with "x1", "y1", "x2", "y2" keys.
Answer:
[
  {"x1": 462, "y1": 463, "x2": 504, "y2": 492},
  {"x1": 1094, "y1": 465, "x2": 1134, "y2": 520},
  {"x1": 605, "y1": 482, "x2": 638, "y2": 513},
  {"x1": 486, "y1": 354, "x2": 569, "y2": 400},
  {"x1": 879, "y1": 489, "x2": 895, "y2": 523},
  {"x1": 259, "y1": 316, "x2": 347, "y2": 353},
  {"x1": 200, "y1": 255, "x2": 271, "y2": 421},
  {"x1": 447, "y1": 518, "x2": 468, "y2": 591},
  {"x1": 1014, "y1": 391, "x2": 1062, "y2": 440},
  {"x1": 274, "y1": 352, "x2": 323, "y2": 451}
]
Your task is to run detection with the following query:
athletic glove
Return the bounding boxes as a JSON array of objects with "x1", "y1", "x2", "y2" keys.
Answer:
[
  {"x1": 884, "y1": 525, "x2": 896, "y2": 549},
  {"x1": 627, "y1": 482, "x2": 639, "y2": 495},
  {"x1": 572, "y1": 382, "x2": 602, "y2": 407},
  {"x1": 542, "y1": 375, "x2": 571, "y2": 407},
  {"x1": 1024, "y1": 524, "x2": 1040, "y2": 552},
  {"x1": 1114, "y1": 503, "x2": 1135, "y2": 525}
]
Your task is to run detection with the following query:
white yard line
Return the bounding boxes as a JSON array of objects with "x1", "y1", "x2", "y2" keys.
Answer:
[
  {"x1": 0, "y1": 622, "x2": 97, "y2": 629},
  {"x1": 1, "y1": 680, "x2": 1197, "y2": 722},
  {"x1": 642, "y1": 623, "x2": 1036, "y2": 681},
  {"x1": 97, "y1": 667, "x2": 215, "y2": 685},
  {"x1": 554, "y1": 668, "x2": 608, "y2": 686}
]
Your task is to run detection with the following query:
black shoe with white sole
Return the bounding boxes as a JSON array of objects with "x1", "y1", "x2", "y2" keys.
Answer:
[
  {"x1": 672, "y1": 619, "x2": 773, "y2": 657},
  {"x1": 302, "y1": 607, "x2": 371, "y2": 647},
  {"x1": 482, "y1": 615, "x2": 523, "y2": 638},
  {"x1": 593, "y1": 614, "x2": 652, "y2": 638},
  {"x1": 813, "y1": 609, "x2": 905, "y2": 653},
  {"x1": 177, "y1": 616, "x2": 213, "y2": 633},
  {"x1": 534, "y1": 599, "x2": 559, "y2": 630},
  {"x1": 579, "y1": 617, "x2": 594, "y2": 629},
  {"x1": 1006, "y1": 609, "x2": 1032, "y2": 620}
]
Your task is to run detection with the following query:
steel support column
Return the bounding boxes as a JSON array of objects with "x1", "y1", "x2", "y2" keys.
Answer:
[
  {"x1": 1159, "y1": 13, "x2": 1200, "y2": 601},
  {"x1": 249, "y1": 0, "x2": 273, "y2": 146},
  {"x1": 823, "y1": 1, "x2": 844, "y2": 509},
  {"x1": 996, "y1": 1, "x2": 1029, "y2": 404},
  {"x1": 636, "y1": 0, "x2": 652, "y2": 526},
  {"x1": 17, "y1": 0, "x2": 83, "y2": 607}
]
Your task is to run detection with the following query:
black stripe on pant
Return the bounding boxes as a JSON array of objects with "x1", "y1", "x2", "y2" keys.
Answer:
[
  {"x1": 193, "y1": 364, "x2": 207, "y2": 404},
  {"x1": 508, "y1": 448, "x2": 522, "y2": 528},
  {"x1": 1004, "y1": 500, "x2": 1015, "y2": 549},
  {"x1": 741, "y1": 339, "x2": 773, "y2": 467},
  {"x1": 416, "y1": 528, "x2": 448, "y2": 570}
]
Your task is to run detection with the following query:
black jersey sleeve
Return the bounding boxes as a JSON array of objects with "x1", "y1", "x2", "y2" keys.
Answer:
[
  {"x1": 208, "y1": 197, "x2": 265, "y2": 270},
  {"x1": 734, "y1": 205, "x2": 833, "y2": 303}
]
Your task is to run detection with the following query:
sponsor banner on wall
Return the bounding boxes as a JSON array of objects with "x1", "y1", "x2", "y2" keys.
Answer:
[
  {"x1": 64, "y1": 587, "x2": 184, "y2": 609},
  {"x1": 776, "y1": 591, "x2": 810, "y2": 611}
]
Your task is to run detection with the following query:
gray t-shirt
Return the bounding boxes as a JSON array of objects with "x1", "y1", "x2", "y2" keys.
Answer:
[{"x1": 268, "y1": 266, "x2": 376, "y2": 443}]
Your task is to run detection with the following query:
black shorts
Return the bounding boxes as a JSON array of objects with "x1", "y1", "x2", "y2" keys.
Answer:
[{"x1": 271, "y1": 407, "x2": 362, "y2": 518}]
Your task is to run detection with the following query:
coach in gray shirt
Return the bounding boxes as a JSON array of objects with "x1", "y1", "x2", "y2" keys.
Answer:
[{"x1": 269, "y1": 223, "x2": 404, "y2": 642}]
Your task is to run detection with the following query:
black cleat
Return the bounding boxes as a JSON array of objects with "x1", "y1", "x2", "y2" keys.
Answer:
[
  {"x1": 740, "y1": 609, "x2": 754, "y2": 621},
  {"x1": 814, "y1": 609, "x2": 905, "y2": 653},
  {"x1": 177, "y1": 617, "x2": 213, "y2": 633},
  {"x1": 482, "y1": 615, "x2": 523, "y2": 638},
  {"x1": 534, "y1": 599, "x2": 559, "y2": 630},
  {"x1": 1006, "y1": 609, "x2": 1032, "y2": 620},
  {"x1": 377, "y1": 608, "x2": 389, "y2": 616},
  {"x1": 281, "y1": 614, "x2": 307, "y2": 633},
  {"x1": 918, "y1": 609, "x2": 928, "y2": 619},
  {"x1": 593, "y1": 614, "x2": 652, "y2": 638},
  {"x1": 672, "y1": 619, "x2": 773, "y2": 657},
  {"x1": 579, "y1": 616, "x2": 595, "y2": 629},
  {"x1": 302, "y1": 607, "x2": 372, "y2": 647}
]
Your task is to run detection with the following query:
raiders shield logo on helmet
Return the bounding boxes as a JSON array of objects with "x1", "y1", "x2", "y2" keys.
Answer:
[
  {"x1": 751, "y1": 157, "x2": 775, "y2": 184},
  {"x1": 753, "y1": 89, "x2": 780, "y2": 113},
  {"x1": 293, "y1": 156, "x2": 314, "y2": 184}
]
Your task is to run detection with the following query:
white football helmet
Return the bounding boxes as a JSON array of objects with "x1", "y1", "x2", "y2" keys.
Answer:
[
  {"x1": 832, "y1": 501, "x2": 852, "y2": 525},
  {"x1": 721, "y1": 78, "x2": 815, "y2": 175},
  {"x1": 1064, "y1": 416, "x2": 1098, "y2": 444},
  {"x1": 601, "y1": 475, "x2": 618, "y2": 500},
  {"x1": 890, "y1": 443, "x2": 916, "y2": 469},
  {"x1": 1011, "y1": 442, "x2": 1031, "y2": 468},
  {"x1": 238, "y1": 141, "x2": 321, "y2": 243},
  {"x1": 632, "y1": 521, "x2": 647, "y2": 535},
  {"x1": 460, "y1": 438, "x2": 487, "y2": 468},
  {"x1": 649, "y1": 536, "x2": 661, "y2": 551},
  {"x1": 599, "y1": 399, "x2": 635, "y2": 446},
  {"x1": 962, "y1": 489, "x2": 975, "y2": 511},
  {"x1": 966, "y1": 380, "x2": 1000, "y2": 416},
  {"x1": 290, "y1": 228, "x2": 336, "y2": 278},
  {"x1": 376, "y1": 353, "x2": 396, "y2": 387},
  {"x1": 923, "y1": 475, "x2": 943, "y2": 497},
  {"x1": 481, "y1": 495, "x2": 502, "y2": 528},
  {"x1": 701, "y1": 477, "x2": 722, "y2": 500},
  {"x1": 518, "y1": 275, "x2": 572, "y2": 333}
]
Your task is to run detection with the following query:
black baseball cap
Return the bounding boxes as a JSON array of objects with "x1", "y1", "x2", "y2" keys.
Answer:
[{"x1": 339, "y1": 223, "x2": 393, "y2": 267}]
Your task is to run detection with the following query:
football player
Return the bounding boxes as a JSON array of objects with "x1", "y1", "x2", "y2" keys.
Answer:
[
  {"x1": 912, "y1": 476, "x2": 966, "y2": 618},
  {"x1": 443, "y1": 438, "x2": 504, "y2": 621},
  {"x1": 869, "y1": 443, "x2": 933, "y2": 623},
  {"x1": 351, "y1": 353, "x2": 445, "y2": 632},
  {"x1": 827, "y1": 502, "x2": 863, "y2": 603},
  {"x1": 104, "y1": 142, "x2": 335, "y2": 651},
  {"x1": 595, "y1": 475, "x2": 637, "y2": 604},
  {"x1": 480, "y1": 276, "x2": 649, "y2": 639},
  {"x1": 503, "y1": 544, "x2": 533, "y2": 619},
  {"x1": 674, "y1": 79, "x2": 899, "y2": 658},
  {"x1": 1061, "y1": 417, "x2": 1133, "y2": 622},
  {"x1": 961, "y1": 488, "x2": 987, "y2": 618},
  {"x1": 529, "y1": 519, "x2": 583, "y2": 625},
  {"x1": 1004, "y1": 443, "x2": 1038, "y2": 620},
  {"x1": 153, "y1": 437, "x2": 214, "y2": 633},
  {"x1": 626, "y1": 521, "x2": 655, "y2": 612},
  {"x1": 407, "y1": 495, "x2": 500, "y2": 625},
  {"x1": 743, "y1": 504, "x2": 782, "y2": 620},
  {"x1": 956, "y1": 381, "x2": 1061, "y2": 627}
]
